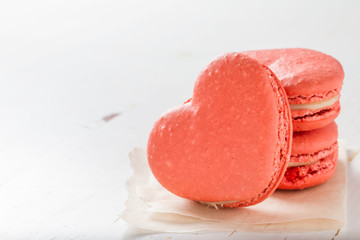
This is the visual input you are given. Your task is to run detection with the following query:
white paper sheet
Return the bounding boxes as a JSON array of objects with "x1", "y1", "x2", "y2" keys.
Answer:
[{"x1": 122, "y1": 140, "x2": 347, "y2": 233}]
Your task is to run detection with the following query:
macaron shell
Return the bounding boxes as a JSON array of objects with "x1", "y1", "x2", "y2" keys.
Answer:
[
  {"x1": 291, "y1": 100, "x2": 340, "y2": 119},
  {"x1": 292, "y1": 122, "x2": 338, "y2": 156},
  {"x1": 290, "y1": 142, "x2": 337, "y2": 164},
  {"x1": 289, "y1": 89, "x2": 339, "y2": 105},
  {"x1": 278, "y1": 148, "x2": 338, "y2": 190},
  {"x1": 148, "y1": 53, "x2": 292, "y2": 207},
  {"x1": 242, "y1": 48, "x2": 344, "y2": 100},
  {"x1": 292, "y1": 104, "x2": 340, "y2": 131}
]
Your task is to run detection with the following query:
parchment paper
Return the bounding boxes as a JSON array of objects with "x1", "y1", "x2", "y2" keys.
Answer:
[{"x1": 121, "y1": 140, "x2": 347, "y2": 233}]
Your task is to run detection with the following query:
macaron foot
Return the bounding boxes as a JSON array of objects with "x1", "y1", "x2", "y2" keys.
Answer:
[{"x1": 278, "y1": 148, "x2": 338, "y2": 190}]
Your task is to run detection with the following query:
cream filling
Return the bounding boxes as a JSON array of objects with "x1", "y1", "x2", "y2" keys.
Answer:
[
  {"x1": 288, "y1": 160, "x2": 318, "y2": 167},
  {"x1": 290, "y1": 95, "x2": 339, "y2": 110},
  {"x1": 198, "y1": 200, "x2": 238, "y2": 209}
]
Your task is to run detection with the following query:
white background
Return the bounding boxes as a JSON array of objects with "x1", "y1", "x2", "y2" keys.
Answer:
[{"x1": 0, "y1": 0, "x2": 359, "y2": 239}]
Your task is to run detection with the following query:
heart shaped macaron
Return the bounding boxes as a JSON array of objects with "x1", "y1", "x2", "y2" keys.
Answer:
[
  {"x1": 147, "y1": 53, "x2": 292, "y2": 207},
  {"x1": 243, "y1": 48, "x2": 344, "y2": 131}
]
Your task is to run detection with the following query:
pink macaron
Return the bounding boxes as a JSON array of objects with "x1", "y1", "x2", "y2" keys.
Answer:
[
  {"x1": 278, "y1": 122, "x2": 338, "y2": 190},
  {"x1": 148, "y1": 53, "x2": 292, "y2": 207},
  {"x1": 243, "y1": 48, "x2": 344, "y2": 131}
]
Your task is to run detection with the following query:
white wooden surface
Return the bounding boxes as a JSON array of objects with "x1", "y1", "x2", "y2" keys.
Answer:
[{"x1": 0, "y1": 0, "x2": 359, "y2": 239}]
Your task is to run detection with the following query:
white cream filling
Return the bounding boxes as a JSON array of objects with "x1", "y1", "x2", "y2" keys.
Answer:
[
  {"x1": 198, "y1": 200, "x2": 238, "y2": 209},
  {"x1": 290, "y1": 95, "x2": 339, "y2": 110},
  {"x1": 288, "y1": 160, "x2": 318, "y2": 167}
]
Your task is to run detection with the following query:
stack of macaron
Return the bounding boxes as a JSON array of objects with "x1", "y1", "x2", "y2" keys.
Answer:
[
  {"x1": 147, "y1": 49, "x2": 343, "y2": 208},
  {"x1": 243, "y1": 49, "x2": 344, "y2": 190}
]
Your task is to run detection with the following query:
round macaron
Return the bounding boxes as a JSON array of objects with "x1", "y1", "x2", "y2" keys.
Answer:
[
  {"x1": 242, "y1": 48, "x2": 344, "y2": 131},
  {"x1": 278, "y1": 122, "x2": 338, "y2": 190},
  {"x1": 147, "y1": 53, "x2": 292, "y2": 208}
]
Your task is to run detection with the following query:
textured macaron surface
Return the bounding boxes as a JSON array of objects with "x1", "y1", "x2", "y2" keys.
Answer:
[
  {"x1": 148, "y1": 53, "x2": 292, "y2": 207},
  {"x1": 278, "y1": 148, "x2": 338, "y2": 190},
  {"x1": 242, "y1": 48, "x2": 344, "y2": 103}
]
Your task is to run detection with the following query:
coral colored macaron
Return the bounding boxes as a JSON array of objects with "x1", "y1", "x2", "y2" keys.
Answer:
[
  {"x1": 278, "y1": 122, "x2": 338, "y2": 190},
  {"x1": 147, "y1": 53, "x2": 292, "y2": 208},
  {"x1": 243, "y1": 48, "x2": 344, "y2": 131}
]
